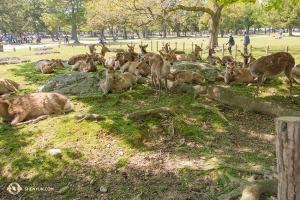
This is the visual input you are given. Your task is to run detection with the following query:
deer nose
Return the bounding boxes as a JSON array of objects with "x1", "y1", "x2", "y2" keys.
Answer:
[{"x1": 170, "y1": 62, "x2": 173, "y2": 65}]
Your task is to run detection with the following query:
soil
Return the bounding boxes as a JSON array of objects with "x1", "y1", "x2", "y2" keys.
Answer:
[{"x1": 0, "y1": 95, "x2": 281, "y2": 200}]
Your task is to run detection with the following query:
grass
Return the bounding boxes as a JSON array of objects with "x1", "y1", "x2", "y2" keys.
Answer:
[{"x1": 0, "y1": 34, "x2": 296, "y2": 199}]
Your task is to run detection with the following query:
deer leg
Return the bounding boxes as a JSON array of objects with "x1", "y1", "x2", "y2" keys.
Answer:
[
  {"x1": 11, "y1": 113, "x2": 28, "y2": 126},
  {"x1": 254, "y1": 75, "x2": 264, "y2": 97},
  {"x1": 164, "y1": 78, "x2": 168, "y2": 95},
  {"x1": 284, "y1": 69, "x2": 293, "y2": 96}
]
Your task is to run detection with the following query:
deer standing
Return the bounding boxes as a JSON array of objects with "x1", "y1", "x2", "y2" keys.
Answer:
[{"x1": 249, "y1": 52, "x2": 295, "y2": 97}]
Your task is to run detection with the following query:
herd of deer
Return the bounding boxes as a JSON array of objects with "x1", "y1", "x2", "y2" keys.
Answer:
[{"x1": 0, "y1": 42, "x2": 298, "y2": 126}]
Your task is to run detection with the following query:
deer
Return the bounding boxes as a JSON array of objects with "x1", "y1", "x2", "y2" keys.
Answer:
[
  {"x1": 67, "y1": 44, "x2": 99, "y2": 65},
  {"x1": 139, "y1": 44, "x2": 155, "y2": 64},
  {"x1": 100, "y1": 64, "x2": 137, "y2": 94},
  {"x1": 175, "y1": 44, "x2": 202, "y2": 61},
  {"x1": 167, "y1": 70, "x2": 205, "y2": 84},
  {"x1": 224, "y1": 61, "x2": 256, "y2": 85},
  {"x1": 127, "y1": 44, "x2": 139, "y2": 61},
  {"x1": 249, "y1": 52, "x2": 295, "y2": 97},
  {"x1": 240, "y1": 53, "x2": 257, "y2": 68},
  {"x1": 0, "y1": 92, "x2": 73, "y2": 126},
  {"x1": 121, "y1": 58, "x2": 151, "y2": 77},
  {"x1": 221, "y1": 55, "x2": 234, "y2": 66},
  {"x1": 93, "y1": 43, "x2": 111, "y2": 64},
  {"x1": 149, "y1": 51, "x2": 173, "y2": 97},
  {"x1": 206, "y1": 48, "x2": 222, "y2": 65},
  {"x1": 0, "y1": 79, "x2": 21, "y2": 95},
  {"x1": 35, "y1": 59, "x2": 65, "y2": 73},
  {"x1": 71, "y1": 53, "x2": 97, "y2": 72}
]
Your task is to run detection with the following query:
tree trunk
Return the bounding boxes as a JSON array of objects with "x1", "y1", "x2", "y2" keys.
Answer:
[
  {"x1": 207, "y1": 2, "x2": 223, "y2": 49},
  {"x1": 288, "y1": 26, "x2": 293, "y2": 36},
  {"x1": 123, "y1": 27, "x2": 127, "y2": 39},
  {"x1": 143, "y1": 25, "x2": 147, "y2": 39},
  {"x1": 275, "y1": 116, "x2": 300, "y2": 200},
  {"x1": 135, "y1": 30, "x2": 140, "y2": 39},
  {"x1": 72, "y1": 25, "x2": 80, "y2": 43}
]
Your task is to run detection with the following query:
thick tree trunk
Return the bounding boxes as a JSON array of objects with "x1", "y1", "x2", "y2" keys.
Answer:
[
  {"x1": 207, "y1": 2, "x2": 223, "y2": 49},
  {"x1": 175, "y1": 23, "x2": 180, "y2": 37},
  {"x1": 288, "y1": 26, "x2": 293, "y2": 36},
  {"x1": 275, "y1": 116, "x2": 300, "y2": 200},
  {"x1": 123, "y1": 27, "x2": 127, "y2": 39},
  {"x1": 72, "y1": 25, "x2": 80, "y2": 43}
]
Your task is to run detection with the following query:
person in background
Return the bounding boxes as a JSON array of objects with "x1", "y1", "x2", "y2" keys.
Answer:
[
  {"x1": 243, "y1": 31, "x2": 250, "y2": 54},
  {"x1": 226, "y1": 33, "x2": 235, "y2": 56}
]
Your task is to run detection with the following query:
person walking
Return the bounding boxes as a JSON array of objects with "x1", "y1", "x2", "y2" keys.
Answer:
[
  {"x1": 226, "y1": 33, "x2": 235, "y2": 56},
  {"x1": 65, "y1": 35, "x2": 69, "y2": 44},
  {"x1": 243, "y1": 31, "x2": 250, "y2": 54}
]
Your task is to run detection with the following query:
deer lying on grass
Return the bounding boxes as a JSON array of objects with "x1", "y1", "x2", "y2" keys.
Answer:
[
  {"x1": 93, "y1": 44, "x2": 111, "y2": 64},
  {"x1": 249, "y1": 52, "x2": 295, "y2": 97},
  {"x1": 139, "y1": 44, "x2": 155, "y2": 64},
  {"x1": 127, "y1": 44, "x2": 139, "y2": 61},
  {"x1": 121, "y1": 58, "x2": 151, "y2": 77},
  {"x1": 175, "y1": 44, "x2": 202, "y2": 61},
  {"x1": 0, "y1": 92, "x2": 73, "y2": 126},
  {"x1": 101, "y1": 64, "x2": 137, "y2": 94},
  {"x1": 0, "y1": 79, "x2": 21, "y2": 95},
  {"x1": 35, "y1": 59, "x2": 65, "y2": 73},
  {"x1": 150, "y1": 52, "x2": 173, "y2": 96},
  {"x1": 221, "y1": 55, "x2": 234, "y2": 66},
  {"x1": 71, "y1": 53, "x2": 97, "y2": 72},
  {"x1": 224, "y1": 61, "x2": 256, "y2": 85},
  {"x1": 68, "y1": 44, "x2": 98, "y2": 65},
  {"x1": 167, "y1": 70, "x2": 205, "y2": 84},
  {"x1": 206, "y1": 48, "x2": 222, "y2": 65}
]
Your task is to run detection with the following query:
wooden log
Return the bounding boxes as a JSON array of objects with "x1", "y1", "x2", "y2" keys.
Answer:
[{"x1": 275, "y1": 116, "x2": 300, "y2": 200}]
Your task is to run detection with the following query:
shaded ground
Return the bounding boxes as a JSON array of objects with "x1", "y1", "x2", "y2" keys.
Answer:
[{"x1": 0, "y1": 95, "x2": 278, "y2": 200}]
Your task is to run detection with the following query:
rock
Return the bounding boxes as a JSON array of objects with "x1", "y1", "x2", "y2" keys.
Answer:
[
  {"x1": 36, "y1": 71, "x2": 102, "y2": 95},
  {"x1": 58, "y1": 185, "x2": 69, "y2": 194},
  {"x1": 99, "y1": 185, "x2": 108, "y2": 193},
  {"x1": 171, "y1": 61, "x2": 225, "y2": 82},
  {"x1": 47, "y1": 149, "x2": 62, "y2": 156}
]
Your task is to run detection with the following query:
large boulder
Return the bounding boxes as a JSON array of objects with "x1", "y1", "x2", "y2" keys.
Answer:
[
  {"x1": 36, "y1": 71, "x2": 102, "y2": 95},
  {"x1": 171, "y1": 61, "x2": 225, "y2": 82}
]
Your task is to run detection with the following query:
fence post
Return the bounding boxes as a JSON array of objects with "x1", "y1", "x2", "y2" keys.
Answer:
[
  {"x1": 275, "y1": 116, "x2": 300, "y2": 200},
  {"x1": 285, "y1": 46, "x2": 288, "y2": 53},
  {"x1": 222, "y1": 44, "x2": 224, "y2": 58},
  {"x1": 234, "y1": 45, "x2": 237, "y2": 65},
  {"x1": 250, "y1": 45, "x2": 252, "y2": 53},
  {"x1": 120, "y1": 42, "x2": 121, "y2": 47},
  {"x1": 200, "y1": 43, "x2": 203, "y2": 59},
  {"x1": 192, "y1": 42, "x2": 194, "y2": 52},
  {"x1": 108, "y1": 41, "x2": 110, "y2": 46},
  {"x1": 183, "y1": 42, "x2": 185, "y2": 52},
  {"x1": 175, "y1": 42, "x2": 177, "y2": 50},
  {"x1": 151, "y1": 41, "x2": 153, "y2": 51},
  {"x1": 266, "y1": 46, "x2": 269, "y2": 55},
  {"x1": 29, "y1": 46, "x2": 31, "y2": 51},
  {"x1": 13, "y1": 47, "x2": 16, "y2": 52},
  {"x1": 156, "y1": 41, "x2": 158, "y2": 52}
]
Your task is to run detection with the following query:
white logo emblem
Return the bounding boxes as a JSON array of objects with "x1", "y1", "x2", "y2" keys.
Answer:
[{"x1": 7, "y1": 182, "x2": 22, "y2": 195}]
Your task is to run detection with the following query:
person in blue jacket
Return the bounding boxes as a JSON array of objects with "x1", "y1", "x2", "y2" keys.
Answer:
[
  {"x1": 243, "y1": 31, "x2": 250, "y2": 54},
  {"x1": 226, "y1": 33, "x2": 235, "y2": 55}
]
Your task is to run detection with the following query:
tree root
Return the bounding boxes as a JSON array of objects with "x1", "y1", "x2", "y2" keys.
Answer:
[
  {"x1": 125, "y1": 107, "x2": 177, "y2": 118},
  {"x1": 73, "y1": 114, "x2": 107, "y2": 123},
  {"x1": 15, "y1": 115, "x2": 54, "y2": 126},
  {"x1": 218, "y1": 173, "x2": 278, "y2": 200},
  {"x1": 191, "y1": 103, "x2": 228, "y2": 122}
]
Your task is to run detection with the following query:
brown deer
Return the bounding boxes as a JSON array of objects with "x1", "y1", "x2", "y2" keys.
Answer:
[
  {"x1": 221, "y1": 55, "x2": 234, "y2": 66},
  {"x1": 127, "y1": 44, "x2": 139, "y2": 61},
  {"x1": 0, "y1": 79, "x2": 21, "y2": 95},
  {"x1": 167, "y1": 70, "x2": 205, "y2": 84},
  {"x1": 241, "y1": 53, "x2": 256, "y2": 68},
  {"x1": 93, "y1": 44, "x2": 111, "y2": 64},
  {"x1": 224, "y1": 61, "x2": 256, "y2": 85},
  {"x1": 0, "y1": 93, "x2": 73, "y2": 126},
  {"x1": 101, "y1": 64, "x2": 137, "y2": 94},
  {"x1": 71, "y1": 53, "x2": 97, "y2": 72},
  {"x1": 121, "y1": 58, "x2": 151, "y2": 77},
  {"x1": 150, "y1": 52, "x2": 173, "y2": 96},
  {"x1": 206, "y1": 48, "x2": 222, "y2": 65},
  {"x1": 68, "y1": 44, "x2": 98, "y2": 65},
  {"x1": 249, "y1": 52, "x2": 295, "y2": 97},
  {"x1": 139, "y1": 44, "x2": 155, "y2": 64},
  {"x1": 175, "y1": 44, "x2": 202, "y2": 62},
  {"x1": 35, "y1": 59, "x2": 65, "y2": 73}
]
